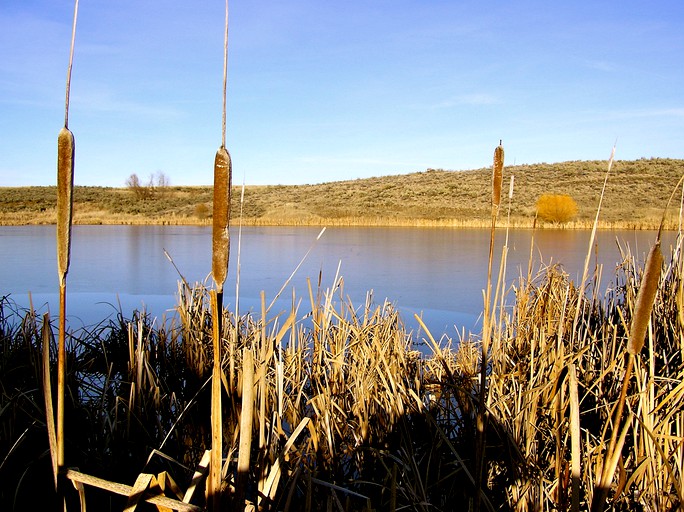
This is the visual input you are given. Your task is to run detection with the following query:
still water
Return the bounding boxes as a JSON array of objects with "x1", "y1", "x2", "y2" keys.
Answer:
[{"x1": 0, "y1": 225, "x2": 674, "y2": 338}]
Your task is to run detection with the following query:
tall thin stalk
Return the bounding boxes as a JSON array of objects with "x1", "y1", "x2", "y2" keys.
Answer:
[
  {"x1": 474, "y1": 141, "x2": 504, "y2": 512},
  {"x1": 209, "y1": 0, "x2": 231, "y2": 509},
  {"x1": 572, "y1": 143, "x2": 616, "y2": 334},
  {"x1": 56, "y1": 0, "x2": 79, "y2": 490}
]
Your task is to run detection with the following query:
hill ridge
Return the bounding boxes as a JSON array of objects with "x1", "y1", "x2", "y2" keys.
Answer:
[{"x1": 1, "y1": 158, "x2": 683, "y2": 229}]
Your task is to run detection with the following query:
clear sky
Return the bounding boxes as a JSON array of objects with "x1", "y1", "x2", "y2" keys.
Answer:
[{"x1": 1, "y1": 1, "x2": 683, "y2": 187}]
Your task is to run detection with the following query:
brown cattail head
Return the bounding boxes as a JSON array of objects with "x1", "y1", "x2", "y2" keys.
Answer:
[
  {"x1": 627, "y1": 242, "x2": 663, "y2": 355},
  {"x1": 212, "y1": 146, "x2": 232, "y2": 292},
  {"x1": 492, "y1": 142, "x2": 504, "y2": 209},
  {"x1": 57, "y1": 127, "x2": 75, "y2": 286}
]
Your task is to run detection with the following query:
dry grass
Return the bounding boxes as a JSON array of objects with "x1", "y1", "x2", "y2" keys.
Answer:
[
  {"x1": 2, "y1": 216, "x2": 683, "y2": 510},
  {"x1": 2, "y1": 158, "x2": 683, "y2": 229}
]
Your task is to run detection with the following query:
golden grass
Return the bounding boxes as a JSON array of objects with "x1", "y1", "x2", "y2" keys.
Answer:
[{"x1": 2, "y1": 158, "x2": 684, "y2": 229}]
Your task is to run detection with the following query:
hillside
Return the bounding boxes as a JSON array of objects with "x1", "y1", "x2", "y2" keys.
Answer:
[{"x1": 1, "y1": 158, "x2": 683, "y2": 229}]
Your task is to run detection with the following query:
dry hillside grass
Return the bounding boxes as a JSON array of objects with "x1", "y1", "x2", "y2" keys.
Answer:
[{"x1": 1, "y1": 158, "x2": 682, "y2": 228}]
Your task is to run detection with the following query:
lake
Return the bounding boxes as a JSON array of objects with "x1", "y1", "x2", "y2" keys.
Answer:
[{"x1": 0, "y1": 225, "x2": 673, "y2": 339}]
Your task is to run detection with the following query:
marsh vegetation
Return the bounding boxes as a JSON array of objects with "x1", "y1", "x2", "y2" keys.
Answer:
[
  {"x1": 2, "y1": 224, "x2": 684, "y2": 510},
  {"x1": 3, "y1": 1, "x2": 683, "y2": 508}
]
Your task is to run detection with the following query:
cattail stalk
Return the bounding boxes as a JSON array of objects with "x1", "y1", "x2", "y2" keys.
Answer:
[
  {"x1": 56, "y1": 0, "x2": 79, "y2": 480},
  {"x1": 209, "y1": 1, "x2": 231, "y2": 509},
  {"x1": 56, "y1": 128, "x2": 74, "y2": 471},
  {"x1": 475, "y1": 141, "x2": 504, "y2": 512}
]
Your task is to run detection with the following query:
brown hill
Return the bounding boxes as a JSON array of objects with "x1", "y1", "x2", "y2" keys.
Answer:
[{"x1": 1, "y1": 158, "x2": 682, "y2": 229}]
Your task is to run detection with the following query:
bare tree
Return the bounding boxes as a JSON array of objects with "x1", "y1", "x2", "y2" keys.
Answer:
[
  {"x1": 155, "y1": 171, "x2": 170, "y2": 198},
  {"x1": 125, "y1": 173, "x2": 150, "y2": 200},
  {"x1": 156, "y1": 171, "x2": 170, "y2": 189},
  {"x1": 125, "y1": 173, "x2": 141, "y2": 190},
  {"x1": 126, "y1": 172, "x2": 170, "y2": 200}
]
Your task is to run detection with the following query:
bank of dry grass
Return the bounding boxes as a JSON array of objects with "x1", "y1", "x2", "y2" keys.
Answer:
[{"x1": 2, "y1": 158, "x2": 683, "y2": 229}]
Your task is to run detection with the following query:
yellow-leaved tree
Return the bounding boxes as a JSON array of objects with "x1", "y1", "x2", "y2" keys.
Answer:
[{"x1": 536, "y1": 194, "x2": 578, "y2": 224}]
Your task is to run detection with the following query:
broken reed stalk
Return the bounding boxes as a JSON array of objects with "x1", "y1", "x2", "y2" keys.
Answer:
[
  {"x1": 208, "y1": 1, "x2": 231, "y2": 509},
  {"x1": 41, "y1": 314, "x2": 58, "y2": 489},
  {"x1": 474, "y1": 141, "x2": 504, "y2": 512},
  {"x1": 56, "y1": 0, "x2": 79, "y2": 481},
  {"x1": 236, "y1": 340, "x2": 255, "y2": 509},
  {"x1": 568, "y1": 363, "x2": 581, "y2": 512}
]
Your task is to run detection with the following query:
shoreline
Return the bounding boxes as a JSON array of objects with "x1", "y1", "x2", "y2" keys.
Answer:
[{"x1": 0, "y1": 215, "x2": 676, "y2": 231}]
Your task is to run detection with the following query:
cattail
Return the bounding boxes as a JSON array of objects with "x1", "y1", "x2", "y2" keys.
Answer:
[
  {"x1": 209, "y1": 3, "x2": 230, "y2": 509},
  {"x1": 508, "y1": 174, "x2": 515, "y2": 200},
  {"x1": 56, "y1": 0, "x2": 79, "y2": 478},
  {"x1": 211, "y1": 147, "x2": 231, "y2": 292},
  {"x1": 57, "y1": 127, "x2": 75, "y2": 286},
  {"x1": 627, "y1": 242, "x2": 663, "y2": 355},
  {"x1": 492, "y1": 142, "x2": 504, "y2": 209}
]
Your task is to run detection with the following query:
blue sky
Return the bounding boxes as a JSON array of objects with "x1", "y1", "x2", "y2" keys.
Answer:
[{"x1": 1, "y1": 1, "x2": 683, "y2": 187}]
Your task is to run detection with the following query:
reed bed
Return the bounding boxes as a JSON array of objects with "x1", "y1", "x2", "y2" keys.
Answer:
[
  {"x1": 5, "y1": 2, "x2": 684, "y2": 507},
  {"x1": 2, "y1": 223, "x2": 684, "y2": 510}
]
